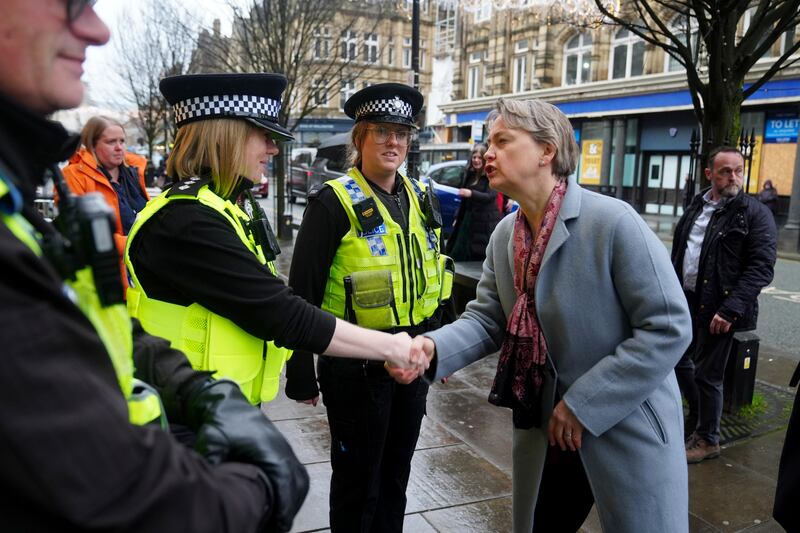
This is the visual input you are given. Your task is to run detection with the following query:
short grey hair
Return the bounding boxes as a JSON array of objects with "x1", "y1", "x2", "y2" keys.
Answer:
[{"x1": 486, "y1": 98, "x2": 579, "y2": 178}]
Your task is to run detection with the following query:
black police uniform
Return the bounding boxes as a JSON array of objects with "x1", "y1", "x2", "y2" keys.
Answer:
[
  {"x1": 0, "y1": 92, "x2": 272, "y2": 532},
  {"x1": 287, "y1": 84, "x2": 439, "y2": 533}
]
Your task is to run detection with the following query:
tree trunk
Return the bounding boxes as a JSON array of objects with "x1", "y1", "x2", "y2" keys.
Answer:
[{"x1": 699, "y1": 77, "x2": 744, "y2": 188}]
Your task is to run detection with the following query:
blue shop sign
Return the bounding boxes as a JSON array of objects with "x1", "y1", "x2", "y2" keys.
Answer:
[{"x1": 764, "y1": 113, "x2": 798, "y2": 143}]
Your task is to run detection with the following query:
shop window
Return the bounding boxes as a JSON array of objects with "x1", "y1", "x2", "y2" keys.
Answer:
[
  {"x1": 563, "y1": 33, "x2": 592, "y2": 86},
  {"x1": 610, "y1": 27, "x2": 644, "y2": 79}
]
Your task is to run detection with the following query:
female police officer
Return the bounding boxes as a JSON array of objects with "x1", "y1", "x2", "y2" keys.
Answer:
[
  {"x1": 287, "y1": 83, "x2": 452, "y2": 532},
  {"x1": 124, "y1": 74, "x2": 427, "y2": 409}
]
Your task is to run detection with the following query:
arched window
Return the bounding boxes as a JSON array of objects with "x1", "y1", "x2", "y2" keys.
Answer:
[
  {"x1": 563, "y1": 33, "x2": 593, "y2": 85},
  {"x1": 665, "y1": 15, "x2": 699, "y2": 72},
  {"x1": 610, "y1": 27, "x2": 645, "y2": 79}
]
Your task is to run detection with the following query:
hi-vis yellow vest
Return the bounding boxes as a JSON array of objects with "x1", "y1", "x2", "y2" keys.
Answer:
[
  {"x1": 0, "y1": 174, "x2": 164, "y2": 427},
  {"x1": 124, "y1": 179, "x2": 291, "y2": 405},
  {"x1": 322, "y1": 168, "x2": 453, "y2": 329}
]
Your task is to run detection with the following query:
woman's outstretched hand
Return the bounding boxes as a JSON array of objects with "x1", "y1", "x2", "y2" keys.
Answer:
[{"x1": 385, "y1": 335, "x2": 435, "y2": 384}]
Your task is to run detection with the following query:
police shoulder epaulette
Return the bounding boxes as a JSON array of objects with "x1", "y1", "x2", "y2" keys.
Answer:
[
  {"x1": 166, "y1": 175, "x2": 212, "y2": 198},
  {"x1": 307, "y1": 182, "x2": 326, "y2": 200}
]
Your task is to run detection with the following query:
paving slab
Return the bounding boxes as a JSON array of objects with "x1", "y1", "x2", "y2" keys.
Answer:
[
  {"x1": 722, "y1": 430, "x2": 788, "y2": 482},
  {"x1": 421, "y1": 496, "x2": 512, "y2": 532},
  {"x1": 406, "y1": 444, "x2": 512, "y2": 513},
  {"x1": 687, "y1": 454, "x2": 778, "y2": 532},
  {"x1": 425, "y1": 387, "x2": 513, "y2": 474}
]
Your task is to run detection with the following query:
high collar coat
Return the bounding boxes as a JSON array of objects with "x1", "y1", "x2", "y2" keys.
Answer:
[{"x1": 427, "y1": 176, "x2": 692, "y2": 532}]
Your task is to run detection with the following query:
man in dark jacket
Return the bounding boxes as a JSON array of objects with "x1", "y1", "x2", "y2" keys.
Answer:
[
  {"x1": 672, "y1": 146, "x2": 777, "y2": 464},
  {"x1": 0, "y1": 1, "x2": 307, "y2": 530}
]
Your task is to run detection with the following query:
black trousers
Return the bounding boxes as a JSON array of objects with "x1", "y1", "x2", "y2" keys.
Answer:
[
  {"x1": 318, "y1": 356, "x2": 428, "y2": 533},
  {"x1": 675, "y1": 327, "x2": 734, "y2": 445}
]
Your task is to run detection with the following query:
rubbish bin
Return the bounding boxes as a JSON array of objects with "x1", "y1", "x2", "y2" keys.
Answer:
[{"x1": 723, "y1": 331, "x2": 760, "y2": 414}]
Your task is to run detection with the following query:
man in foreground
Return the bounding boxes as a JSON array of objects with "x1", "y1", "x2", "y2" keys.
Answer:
[{"x1": 0, "y1": 0, "x2": 307, "y2": 530}]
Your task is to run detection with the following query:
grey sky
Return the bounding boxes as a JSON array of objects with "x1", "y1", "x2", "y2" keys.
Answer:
[{"x1": 83, "y1": 0, "x2": 242, "y2": 109}]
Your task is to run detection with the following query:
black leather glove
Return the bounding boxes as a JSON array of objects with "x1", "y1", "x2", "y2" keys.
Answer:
[{"x1": 186, "y1": 379, "x2": 309, "y2": 533}]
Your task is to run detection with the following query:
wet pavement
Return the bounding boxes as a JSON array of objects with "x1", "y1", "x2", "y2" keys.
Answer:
[
  {"x1": 260, "y1": 197, "x2": 798, "y2": 533},
  {"x1": 264, "y1": 351, "x2": 796, "y2": 533}
]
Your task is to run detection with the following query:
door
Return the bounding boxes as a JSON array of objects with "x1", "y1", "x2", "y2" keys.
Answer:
[{"x1": 641, "y1": 153, "x2": 691, "y2": 217}]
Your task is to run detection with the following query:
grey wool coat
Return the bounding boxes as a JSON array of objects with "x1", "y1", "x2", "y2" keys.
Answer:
[{"x1": 427, "y1": 176, "x2": 692, "y2": 533}]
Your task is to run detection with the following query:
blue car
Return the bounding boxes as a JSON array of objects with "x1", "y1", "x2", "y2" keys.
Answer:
[{"x1": 420, "y1": 160, "x2": 467, "y2": 238}]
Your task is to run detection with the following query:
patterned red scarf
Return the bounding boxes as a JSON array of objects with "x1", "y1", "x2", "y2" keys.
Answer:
[{"x1": 488, "y1": 179, "x2": 567, "y2": 429}]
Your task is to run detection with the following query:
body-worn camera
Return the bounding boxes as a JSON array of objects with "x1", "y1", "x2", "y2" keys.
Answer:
[
  {"x1": 422, "y1": 183, "x2": 442, "y2": 229},
  {"x1": 43, "y1": 167, "x2": 123, "y2": 307},
  {"x1": 243, "y1": 190, "x2": 281, "y2": 262}
]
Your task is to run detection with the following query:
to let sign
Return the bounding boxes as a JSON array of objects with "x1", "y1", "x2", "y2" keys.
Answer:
[{"x1": 764, "y1": 113, "x2": 799, "y2": 144}]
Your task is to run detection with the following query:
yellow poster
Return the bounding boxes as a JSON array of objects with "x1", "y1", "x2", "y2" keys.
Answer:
[
  {"x1": 745, "y1": 135, "x2": 762, "y2": 194},
  {"x1": 580, "y1": 140, "x2": 602, "y2": 185}
]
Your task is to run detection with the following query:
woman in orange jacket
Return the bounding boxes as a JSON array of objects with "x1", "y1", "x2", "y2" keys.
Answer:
[{"x1": 62, "y1": 116, "x2": 149, "y2": 290}]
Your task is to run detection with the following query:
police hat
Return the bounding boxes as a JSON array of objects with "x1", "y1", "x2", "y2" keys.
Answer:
[
  {"x1": 344, "y1": 83, "x2": 422, "y2": 129},
  {"x1": 159, "y1": 73, "x2": 294, "y2": 141}
]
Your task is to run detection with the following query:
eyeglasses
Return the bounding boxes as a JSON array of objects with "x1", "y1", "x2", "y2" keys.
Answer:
[
  {"x1": 66, "y1": 0, "x2": 97, "y2": 23},
  {"x1": 366, "y1": 126, "x2": 415, "y2": 146}
]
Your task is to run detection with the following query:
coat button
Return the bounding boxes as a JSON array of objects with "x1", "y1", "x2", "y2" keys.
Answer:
[{"x1": 700, "y1": 304, "x2": 705, "y2": 309}]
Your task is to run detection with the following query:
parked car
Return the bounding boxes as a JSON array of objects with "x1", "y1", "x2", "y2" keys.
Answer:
[
  {"x1": 289, "y1": 133, "x2": 348, "y2": 203},
  {"x1": 420, "y1": 160, "x2": 467, "y2": 237}
]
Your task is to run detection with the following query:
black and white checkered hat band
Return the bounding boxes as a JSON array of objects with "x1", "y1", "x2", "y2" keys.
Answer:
[
  {"x1": 355, "y1": 97, "x2": 413, "y2": 120},
  {"x1": 173, "y1": 94, "x2": 281, "y2": 125}
]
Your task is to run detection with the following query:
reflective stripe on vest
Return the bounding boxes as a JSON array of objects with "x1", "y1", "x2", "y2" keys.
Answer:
[
  {"x1": 125, "y1": 184, "x2": 291, "y2": 404},
  {"x1": 0, "y1": 173, "x2": 163, "y2": 427},
  {"x1": 321, "y1": 168, "x2": 444, "y2": 329}
]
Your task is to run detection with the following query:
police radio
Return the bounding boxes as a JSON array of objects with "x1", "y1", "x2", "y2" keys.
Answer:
[
  {"x1": 243, "y1": 189, "x2": 281, "y2": 262},
  {"x1": 42, "y1": 165, "x2": 124, "y2": 307}
]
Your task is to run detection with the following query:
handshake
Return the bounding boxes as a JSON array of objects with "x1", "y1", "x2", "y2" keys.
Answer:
[{"x1": 384, "y1": 333, "x2": 436, "y2": 385}]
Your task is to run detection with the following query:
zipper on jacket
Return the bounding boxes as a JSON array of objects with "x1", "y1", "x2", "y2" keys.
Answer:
[
  {"x1": 403, "y1": 232, "x2": 416, "y2": 324},
  {"x1": 396, "y1": 234, "x2": 408, "y2": 303}
]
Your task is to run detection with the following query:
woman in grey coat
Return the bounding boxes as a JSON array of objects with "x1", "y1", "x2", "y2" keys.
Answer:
[{"x1": 400, "y1": 98, "x2": 692, "y2": 532}]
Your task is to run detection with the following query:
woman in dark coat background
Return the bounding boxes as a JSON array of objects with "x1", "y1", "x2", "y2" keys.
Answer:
[
  {"x1": 446, "y1": 143, "x2": 500, "y2": 261},
  {"x1": 757, "y1": 179, "x2": 779, "y2": 221}
]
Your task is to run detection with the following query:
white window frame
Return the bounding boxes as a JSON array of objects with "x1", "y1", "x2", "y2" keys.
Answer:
[
  {"x1": 467, "y1": 65, "x2": 481, "y2": 99},
  {"x1": 341, "y1": 30, "x2": 357, "y2": 61},
  {"x1": 609, "y1": 27, "x2": 645, "y2": 79},
  {"x1": 474, "y1": 0, "x2": 492, "y2": 23},
  {"x1": 363, "y1": 32, "x2": 379, "y2": 64},
  {"x1": 340, "y1": 80, "x2": 356, "y2": 111},
  {"x1": 743, "y1": 7, "x2": 779, "y2": 60},
  {"x1": 665, "y1": 16, "x2": 699, "y2": 72},
  {"x1": 780, "y1": 27, "x2": 797, "y2": 56},
  {"x1": 402, "y1": 36, "x2": 412, "y2": 68},
  {"x1": 512, "y1": 54, "x2": 527, "y2": 93},
  {"x1": 311, "y1": 77, "x2": 328, "y2": 106},
  {"x1": 562, "y1": 33, "x2": 592, "y2": 86},
  {"x1": 313, "y1": 26, "x2": 331, "y2": 60},
  {"x1": 387, "y1": 36, "x2": 395, "y2": 65}
]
